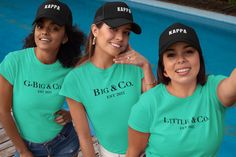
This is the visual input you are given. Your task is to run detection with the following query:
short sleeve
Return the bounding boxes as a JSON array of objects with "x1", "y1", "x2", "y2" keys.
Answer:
[
  {"x1": 0, "y1": 53, "x2": 18, "y2": 84},
  {"x1": 128, "y1": 93, "x2": 153, "y2": 133},
  {"x1": 206, "y1": 75, "x2": 227, "y2": 109},
  {"x1": 59, "y1": 70, "x2": 82, "y2": 102}
]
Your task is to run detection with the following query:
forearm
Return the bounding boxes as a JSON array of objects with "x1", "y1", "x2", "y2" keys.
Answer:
[
  {"x1": 218, "y1": 68, "x2": 236, "y2": 106},
  {"x1": 126, "y1": 149, "x2": 144, "y2": 157},
  {"x1": 126, "y1": 127, "x2": 149, "y2": 157},
  {"x1": 0, "y1": 76, "x2": 29, "y2": 154},
  {"x1": 79, "y1": 136, "x2": 96, "y2": 157},
  {"x1": 74, "y1": 122, "x2": 96, "y2": 157},
  {"x1": 0, "y1": 112, "x2": 29, "y2": 154},
  {"x1": 141, "y1": 62, "x2": 156, "y2": 92},
  {"x1": 67, "y1": 98, "x2": 96, "y2": 157},
  {"x1": 228, "y1": 68, "x2": 236, "y2": 105}
]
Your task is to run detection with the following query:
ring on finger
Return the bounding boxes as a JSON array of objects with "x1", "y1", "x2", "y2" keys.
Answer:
[{"x1": 127, "y1": 56, "x2": 131, "y2": 60}]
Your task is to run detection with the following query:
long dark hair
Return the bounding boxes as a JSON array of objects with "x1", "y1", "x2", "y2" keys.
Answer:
[
  {"x1": 78, "y1": 22, "x2": 103, "y2": 65},
  {"x1": 23, "y1": 23, "x2": 85, "y2": 68}
]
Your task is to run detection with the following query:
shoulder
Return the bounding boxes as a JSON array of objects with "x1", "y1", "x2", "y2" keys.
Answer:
[
  {"x1": 4, "y1": 48, "x2": 33, "y2": 59},
  {"x1": 139, "y1": 84, "x2": 164, "y2": 102},
  {"x1": 144, "y1": 83, "x2": 164, "y2": 95},
  {"x1": 117, "y1": 64, "x2": 143, "y2": 74},
  {"x1": 73, "y1": 61, "x2": 90, "y2": 72},
  {"x1": 207, "y1": 75, "x2": 226, "y2": 81},
  {"x1": 1, "y1": 48, "x2": 33, "y2": 64},
  {"x1": 205, "y1": 75, "x2": 226, "y2": 88},
  {"x1": 124, "y1": 64, "x2": 142, "y2": 70},
  {"x1": 66, "y1": 61, "x2": 89, "y2": 77}
]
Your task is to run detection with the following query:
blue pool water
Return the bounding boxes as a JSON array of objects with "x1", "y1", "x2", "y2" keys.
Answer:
[{"x1": 0, "y1": 0, "x2": 235, "y2": 156}]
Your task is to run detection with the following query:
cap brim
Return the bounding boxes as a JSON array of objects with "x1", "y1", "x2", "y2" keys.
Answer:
[
  {"x1": 32, "y1": 14, "x2": 64, "y2": 26},
  {"x1": 160, "y1": 37, "x2": 200, "y2": 55},
  {"x1": 103, "y1": 18, "x2": 141, "y2": 34}
]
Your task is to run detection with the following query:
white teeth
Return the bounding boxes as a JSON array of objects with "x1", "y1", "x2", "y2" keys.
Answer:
[
  {"x1": 111, "y1": 43, "x2": 121, "y2": 48},
  {"x1": 176, "y1": 68, "x2": 190, "y2": 73},
  {"x1": 41, "y1": 38, "x2": 50, "y2": 41}
]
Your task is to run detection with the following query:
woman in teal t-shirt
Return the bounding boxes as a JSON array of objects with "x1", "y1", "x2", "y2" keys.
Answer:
[
  {"x1": 127, "y1": 23, "x2": 236, "y2": 157},
  {"x1": 60, "y1": 1, "x2": 156, "y2": 157},
  {"x1": 0, "y1": 0, "x2": 85, "y2": 157}
]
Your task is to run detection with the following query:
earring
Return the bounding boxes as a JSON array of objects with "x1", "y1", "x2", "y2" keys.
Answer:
[
  {"x1": 62, "y1": 40, "x2": 67, "y2": 44},
  {"x1": 92, "y1": 37, "x2": 96, "y2": 45},
  {"x1": 62, "y1": 37, "x2": 68, "y2": 44}
]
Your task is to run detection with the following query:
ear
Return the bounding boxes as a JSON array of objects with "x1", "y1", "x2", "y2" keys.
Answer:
[
  {"x1": 91, "y1": 24, "x2": 98, "y2": 37},
  {"x1": 163, "y1": 69, "x2": 168, "y2": 78},
  {"x1": 62, "y1": 34, "x2": 68, "y2": 44}
]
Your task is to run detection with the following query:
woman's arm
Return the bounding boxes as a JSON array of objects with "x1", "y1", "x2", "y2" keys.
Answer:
[
  {"x1": 126, "y1": 127, "x2": 149, "y2": 157},
  {"x1": 66, "y1": 97, "x2": 96, "y2": 157},
  {"x1": 218, "y1": 68, "x2": 236, "y2": 107},
  {"x1": 113, "y1": 48, "x2": 156, "y2": 92},
  {"x1": 0, "y1": 75, "x2": 33, "y2": 157},
  {"x1": 140, "y1": 62, "x2": 157, "y2": 92}
]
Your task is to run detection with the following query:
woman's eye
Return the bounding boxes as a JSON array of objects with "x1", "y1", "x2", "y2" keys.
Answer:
[
  {"x1": 123, "y1": 31, "x2": 130, "y2": 36},
  {"x1": 109, "y1": 27, "x2": 116, "y2": 31},
  {"x1": 184, "y1": 49, "x2": 195, "y2": 56},
  {"x1": 36, "y1": 24, "x2": 43, "y2": 29},
  {"x1": 51, "y1": 26, "x2": 60, "y2": 32},
  {"x1": 166, "y1": 53, "x2": 175, "y2": 58}
]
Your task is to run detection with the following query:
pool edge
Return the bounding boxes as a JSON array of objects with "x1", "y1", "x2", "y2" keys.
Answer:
[{"x1": 128, "y1": 0, "x2": 236, "y2": 25}]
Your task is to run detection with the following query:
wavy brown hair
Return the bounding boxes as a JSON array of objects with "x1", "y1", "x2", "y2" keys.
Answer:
[{"x1": 23, "y1": 21, "x2": 86, "y2": 68}]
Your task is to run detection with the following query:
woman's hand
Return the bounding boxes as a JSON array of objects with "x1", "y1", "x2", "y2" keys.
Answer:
[
  {"x1": 113, "y1": 49, "x2": 149, "y2": 68},
  {"x1": 19, "y1": 150, "x2": 34, "y2": 157},
  {"x1": 54, "y1": 109, "x2": 72, "y2": 126},
  {"x1": 113, "y1": 47, "x2": 156, "y2": 92}
]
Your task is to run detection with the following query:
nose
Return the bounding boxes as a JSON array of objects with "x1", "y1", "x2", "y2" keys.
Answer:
[
  {"x1": 41, "y1": 27, "x2": 50, "y2": 35},
  {"x1": 177, "y1": 55, "x2": 186, "y2": 64},
  {"x1": 115, "y1": 32, "x2": 123, "y2": 41}
]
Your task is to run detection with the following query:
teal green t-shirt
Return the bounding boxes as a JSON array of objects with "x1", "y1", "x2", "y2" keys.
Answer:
[
  {"x1": 129, "y1": 75, "x2": 226, "y2": 157},
  {"x1": 60, "y1": 61, "x2": 143, "y2": 153},
  {"x1": 0, "y1": 48, "x2": 71, "y2": 143}
]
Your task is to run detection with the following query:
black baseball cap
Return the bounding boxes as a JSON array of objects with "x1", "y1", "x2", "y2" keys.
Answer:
[
  {"x1": 33, "y1": 0, "x2": 72, "y2": 27},
  {"x1": 159, "y1": 23, "x2": 202, "y2": 55},
  {"x1": 93, "y1": 1, "x2": 141, "y2": 34}
]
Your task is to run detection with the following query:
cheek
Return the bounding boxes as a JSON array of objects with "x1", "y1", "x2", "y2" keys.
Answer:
[
  {"x1": 97, "y1": 34, "x2": 109, "y2": 44},
  {"x1": 34, "y1": 32, "x2": 39, "y2": 43},
  {"x1": 100, "y1": 29, "x2": 113, "y2": 39},
  {"x1": 53, "y1": 34, "x2": 65, "y2": 43},
  {"x1": 191, "y1": 56, "x2": 201, "y2": 72},
  {"x1": 121, "y1": 42, "x2": 129, "y2": 52},
  {"x1": 163, "y1": 60, "x2": 172, "y2": 77},
  {"x1": 163, "y1": 58, "x2": 174, "y2": 69},
  {"x1": 123, "y1": 37, "x2": 129, "y2": 46}
]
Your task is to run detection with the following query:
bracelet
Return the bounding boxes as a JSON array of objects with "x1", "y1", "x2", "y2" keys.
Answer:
[{"x1": 144, "y1": 79, "x2": 157, "y2": 85}]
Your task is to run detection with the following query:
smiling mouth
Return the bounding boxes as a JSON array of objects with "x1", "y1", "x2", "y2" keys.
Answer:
[
  {"x1": 176, "y1": 68, "x2": 191, "y2": 73},
  {"x1": 111, "y1": 42, "x2": 121, "y2": 48},
  {"x1": 40, "y1": 38, "x2": 50, "y2": 41}
]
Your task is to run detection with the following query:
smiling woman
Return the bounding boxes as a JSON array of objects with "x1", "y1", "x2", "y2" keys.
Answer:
[
  {"x1": 0, "y1": 0, "x2": 85, "y2": 157},
  {"x1": 127, "y1": 22, "x2": 236, "y2": 157},
  {"x1": 59, "y1": 1, "x2": 156, "y2": 157}
]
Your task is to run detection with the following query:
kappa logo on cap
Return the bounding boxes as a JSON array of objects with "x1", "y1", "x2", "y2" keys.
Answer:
[
  {"x1": 44, "y1": 4, "x2": 60, "y2": 11},
  {"x1": 117, "y1": 7, "x2": 131, "y2": 13},
  {"x1": 169, "y1": 28, "x2": 187, "y2": 35}
]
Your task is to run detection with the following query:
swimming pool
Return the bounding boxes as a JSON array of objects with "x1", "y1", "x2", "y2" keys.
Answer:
[{"x1": 0, "y1": 0, "x2": 235, "y2": 156}]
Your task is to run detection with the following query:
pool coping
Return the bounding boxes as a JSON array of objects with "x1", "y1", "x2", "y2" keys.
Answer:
[{"x1": 128, "y1": 0, "x2": 236, "y2": 25}]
